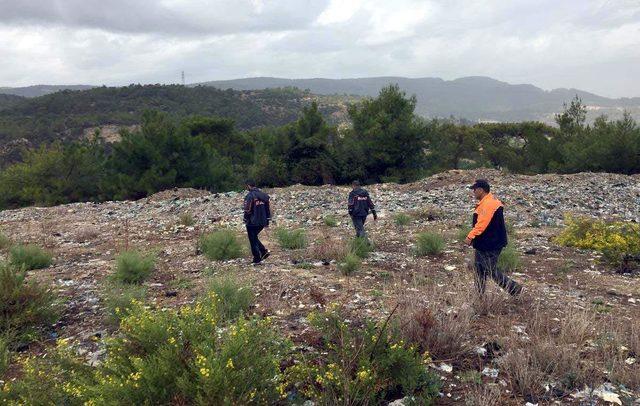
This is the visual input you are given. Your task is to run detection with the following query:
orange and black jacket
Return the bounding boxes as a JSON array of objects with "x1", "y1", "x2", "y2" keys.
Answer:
[
  {"x1": 243, "y1": 188, "x2": 271, "y2": 227},
  {"x1": 467, "y1": 193, "x2": 508, "y2": 252}
]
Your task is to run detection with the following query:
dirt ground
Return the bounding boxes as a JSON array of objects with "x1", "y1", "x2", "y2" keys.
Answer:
[{"x1": 1, "y1": 169, "x2": 639, "y2": 404}]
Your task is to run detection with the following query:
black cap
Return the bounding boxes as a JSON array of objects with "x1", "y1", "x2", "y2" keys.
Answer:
[{"x1": 469, "y1": 179, "x2": 490, "y2": 192}]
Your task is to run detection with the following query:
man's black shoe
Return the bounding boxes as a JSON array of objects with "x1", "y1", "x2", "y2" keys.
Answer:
[{"x1": 261, "y1": 250, "x2": 271, "y2": 261}]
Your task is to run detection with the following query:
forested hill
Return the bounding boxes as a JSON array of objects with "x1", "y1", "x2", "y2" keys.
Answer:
[
  {"x1": 0, "y1": 84, "x2": 348, "y2": 146},
  {"x1": 0, "y1": 94, "x2": 25, "y2": 111},
  {"x1": 198, "y1": 76, "x2": 640, "y2": 123}
]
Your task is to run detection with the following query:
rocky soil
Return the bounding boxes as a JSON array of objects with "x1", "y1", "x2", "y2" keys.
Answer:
[{"x1": 1, "y1": 169, "x2": 639, "y2": 404}]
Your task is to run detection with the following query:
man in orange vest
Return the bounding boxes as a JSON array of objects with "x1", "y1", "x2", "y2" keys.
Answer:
[{"x1": 465, "y1": 179, "x2": 522, "y2": 295}]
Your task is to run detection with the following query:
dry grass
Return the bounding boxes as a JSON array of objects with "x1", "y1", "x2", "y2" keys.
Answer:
[
  {"x1": 409, "y1": 205, "x2": 443, "y2": 221},
  {"x1": 306, "y1": 237, "x2": 348, "y2": 262},
  {"x1": 74, "y1": 226, "x2": 100, "y2": 243},
  {"x1": 499, "y1": 349, "x2": 546, "y2": 401},
  {"x1": 464, "y1": 385, "x2": 502, "y2": 406},
  {"x1": 394, "y1": 286, "x2": 473, "y2": 361}
]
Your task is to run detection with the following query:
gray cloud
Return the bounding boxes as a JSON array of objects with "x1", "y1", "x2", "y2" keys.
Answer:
[
  {"x1": 0, "y1": 0, "x2": 639, "y2": 97},
  {"x1": 0, "y1": 0, "x2": 329, "y2": 35}
]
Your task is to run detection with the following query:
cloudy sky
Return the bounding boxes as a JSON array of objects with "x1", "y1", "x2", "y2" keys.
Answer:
[{"x1": 1, "y1": 0, "x2": 639, "y2": 97}]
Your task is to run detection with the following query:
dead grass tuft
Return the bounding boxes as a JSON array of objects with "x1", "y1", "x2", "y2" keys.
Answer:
[
  {"x1": 306, "y1": 237, "x2": 348, "y2": 262},
  {"x1": 74, "y1": 225, "x2": 100, "y2": 243},
  {"x1": 464, "y1": 385, "x2": 502, "y2": 406},
  {"x1": 394, "y1": 287, "x2": 473, "y2": 361}
]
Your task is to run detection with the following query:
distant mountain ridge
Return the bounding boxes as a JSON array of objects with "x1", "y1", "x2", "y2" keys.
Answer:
[
  {"x1": 1, "y1": 76, "x2": 639, "y2": 123},
  {"x1": 0, "y1": 84, "x2": 94, "y2": 98},
  {"x1": 196, "y1": 76, "x2": 640, "y2": 123}
]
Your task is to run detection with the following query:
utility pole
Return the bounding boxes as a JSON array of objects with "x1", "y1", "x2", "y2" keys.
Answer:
[{"x1": 181, "y1": 71, "x2": 185, "y2": 86}]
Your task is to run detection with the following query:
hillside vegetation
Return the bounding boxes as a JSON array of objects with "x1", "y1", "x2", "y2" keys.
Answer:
[
  {"x1": 0, "y1": 84, "x2": 638, "y2": 210},
  {"x1": 0, "y1": 94, "x2": 24, "y2": 111},
  {"x1": 0, "y1": 84, "x2": 348, "y2": 147}
]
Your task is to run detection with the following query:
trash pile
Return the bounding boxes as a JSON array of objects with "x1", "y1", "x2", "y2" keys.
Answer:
[{"x1": 0, "y1": 169, "x2": 639, "y2": 403}]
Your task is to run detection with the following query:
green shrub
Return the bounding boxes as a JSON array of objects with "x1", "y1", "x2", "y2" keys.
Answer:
[
  {"x1": 287, "y1": 305, "x2": 441, "y2": 404},
  {"x1": 9, "y1": 244, "x2": 52, "y2": 270},
  {"x1": 0, "y1": 233, "x2": 11, "y2": 250},
  {"x1": 199, "y1": 230, "x2": 244, "y2": 260},
  {"x1": 0, "y1": 262, "x2": 58, "y2": 345},
  {"x1": 275, "y1": 227, "x2": 308, "y2": 250},
  {"x1": 394, "y1": 212, "x2": 412, "y2": 226},
  {"x1": 178, "y1": 212, "x2": 195, "y2": 227},
  {"x1": 349, "y1": 236, "x2": 373, "y2": 258},
  {"x1": 2, "y1": 293, "x2": 291, "y2": 405},
  {"x1": 112, "y1": 250, "x2": 156, "y2": 284},
  {"x1": 0, "y1": 335, "x2": 9, "y2": 376},
  {"x1": 555, "y1": 215, "x2": 640, "y2": 267},
  {"x1": 338, "y1": 253, "x2": 362, "y2": 276},
  {"x1": 415, "y1": 232, "x2": 445, "y2": 256},
  {"x1": 103, "y1": 283, "x2": 147, "y2": 326},
  {"x1": 208, "y1": 275, "x2": 254, "y2": 321},
  {"x1": 498, "y1": 243, "x2": 521, "y2": 273},
  {"x1": 323, "y1": 215, "x2": 338, "y2": 227},
  {"x1": 456, "y1": 226, "x2": 471, "y2": 242}
]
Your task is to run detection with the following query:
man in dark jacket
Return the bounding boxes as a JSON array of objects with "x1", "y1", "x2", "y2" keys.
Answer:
[
  {"x1": 243, "y1": 180, "x2": 271, "y2": 265},
  {"x1": 348, "y1": 180, "x2": 377, "y2": 239},
  {"x1": 465, "y1": 179, "x2": 522, "y2": 295}
]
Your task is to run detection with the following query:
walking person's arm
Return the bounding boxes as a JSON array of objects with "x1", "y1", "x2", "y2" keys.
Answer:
[
  {"x1": 265, "y1": 198, "x2": 272, "y2": 228},
  {"x1": 368, "y1": 194, "x2": 377, "y2": 220},
  {"x1": 465, "y1": 209, "x2": 494, "y2": 245},
  {"x1": 243, "y1": 194, "x2": 253, "y2": 224},
  {"x1": 347, "y1": 191, "x2": 355, "y2": 215}
]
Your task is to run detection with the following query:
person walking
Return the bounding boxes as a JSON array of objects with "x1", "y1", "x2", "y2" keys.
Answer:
[
  {"x1": 465, "y1": 179, "x2": 522, "y2": 295},
  {"x1": 243, "y1": 180, "x2": 271, "y2": 265},
  {"x1": 348, "y1": 180, "x2": 377, "y2": 239}
]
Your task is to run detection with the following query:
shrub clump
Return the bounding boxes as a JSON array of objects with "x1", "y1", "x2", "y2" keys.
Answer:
[
  {"x1": 349, "y1": 236, "x2": 373, "y2": 258},
  {"x1": 0, "y1": 335, "x2": 10, "y2": 375},
  {"x1": 208, "y1": 275, "x2": 254, "y2": 321},
  {"x1": 498, "y1": 242, "x2": 521, "y2": 273},
  {"x1": 199, "y1": 229, "x2": 243, "y2": 260},
  {"x1": 112, "y1": 250, "x2": 156, "y2": 284},
  {"x1": 2, "y1": 293, "x2": 291, "y2": 405},
  {"x1": 338, "y1": 253, "x2": 362, "y2": 276},
  {"x1": 287, "y1": 305, "x2": 441, "y2": 404},
  {"x1": 9, "y1": 244, "x2": 52, "y2": 270},
  {"x1": 394, "y1": 212, "x2": 412, "y2": 226},
  {"x1": 0, "y1": 233, "x2": 11, "y2": 250},
  {"x1": 415, "y1": 232, "x2": 445, "y2": 256},
  {"x1": 103, "y1": 283, "x2": 147, "y2": 326},
  {"x1": 323, "y1": 215, "x2": 338, "y2": 227},
  {"x1": 178, "y1": 212, "x2": 195, "y2": 227},
  {"x1": 0, "y1": 262, "x2": 59, "y2": 345},
  {"x1": 555, "y1": 215, "x2": 640, "y2": 268},
  {"x1": 275, "y1": 227, "x2": 308, "y2": 250}
]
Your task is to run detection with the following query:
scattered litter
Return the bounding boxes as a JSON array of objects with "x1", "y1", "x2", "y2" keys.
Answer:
[{"x1": 481, "y1": 367, "x2": 499, "y2": 378}]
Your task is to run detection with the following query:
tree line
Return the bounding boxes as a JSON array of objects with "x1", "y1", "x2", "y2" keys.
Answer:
[{"x1": 1, "y1": 85, "x2": 638, "y2": 209}]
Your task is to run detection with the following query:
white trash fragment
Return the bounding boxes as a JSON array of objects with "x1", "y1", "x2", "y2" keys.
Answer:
[
  {"x1": 572, "y1": 384, "x2": 622, "y2": 405},
  {"x1": 439, "y1": 363, "x2": 453, "y2": 373},
  {"x1": 474, "y1": 346, "x2": 487, "y2": 356},
  {"x1": 481, "y1": 367, "x2": 499, "y2": 378}
]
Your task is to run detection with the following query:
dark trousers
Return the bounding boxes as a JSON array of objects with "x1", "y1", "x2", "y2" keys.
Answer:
[
  {"x1": 474, "y1": 249, "x2": 521, "y2": 295},
  {"x1": 351, "y1": 215, "x2": 367, "y2": 238},
  {"x1": 246, "y1": 225, "x2": 266, "y2": 262}
]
